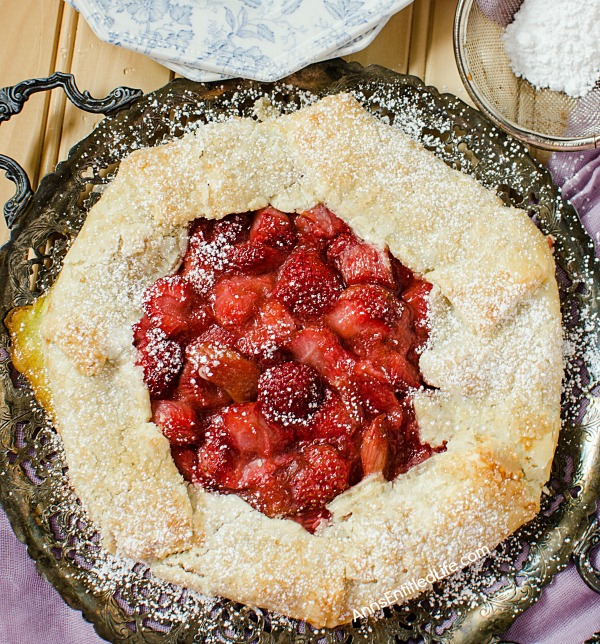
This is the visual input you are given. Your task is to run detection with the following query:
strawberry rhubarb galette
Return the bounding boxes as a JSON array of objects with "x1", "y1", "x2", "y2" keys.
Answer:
[{"x1": 7, "y1": 93, "x2": 563, "y2": 628}]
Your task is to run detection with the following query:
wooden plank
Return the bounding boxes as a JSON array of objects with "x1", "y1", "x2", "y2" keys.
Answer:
[
  {"x1": 344, "y1": 5, "x2": 414, "y2": 74},
  {"x1": 0, "y1": 0, "x2": 63, "y2": 245},
  {"x1": 407, "y1": 0, "x2": 432, "y2": 81},
  {"x1": 58, "y1": 15, "x2": 172, "y2": 161},
  {"x1": 423, "y1": 0, "x2": 471, "y2": 103},
  {"x1": 38, "y1": 4, "x2": 79, "y2": 179}
]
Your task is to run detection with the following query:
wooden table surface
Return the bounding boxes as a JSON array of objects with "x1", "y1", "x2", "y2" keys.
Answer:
[{"x1": 0, "y1": 0, "x2": 472, "y2": 247}]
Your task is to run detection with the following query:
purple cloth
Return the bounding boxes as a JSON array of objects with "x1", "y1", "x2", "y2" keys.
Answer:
[
  {"x1": 476, "y1": 0, "x2": 523, "y2": 27},
  {"x1": 549, "y1": 149, "x2": 600, "y2": 257},
  {"x1": 0, "y1": 508, "x2": 103, "y2": 644},
  {"x1": 1, "y1": 150, "x2": 600, "y2": 643}
]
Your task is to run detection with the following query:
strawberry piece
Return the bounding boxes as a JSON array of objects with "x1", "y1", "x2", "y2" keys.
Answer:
[
  {"x1": 385, "y1": 407, "x2": 435, "y2": 479},
  {"x1": 273, "y1": 248, "x2": 342, "y2": 317},
  {"x1": 290, "y1": 444, "x2": 350, "y2": 511},
  {"x1": 196, "y1": 421, "x2": 239, "y2": 489},
  {"x1": 188, "y1": 218, "x2": 215, "y2": 244},
  {"x1": 186, "y1": 337, "x2": 260, "y2": 403},
  {"x1": 402, "y1": 279, "x2": 432, "y2": 335},
  {"x1": 257, "y1": 362, "x2": 324, "y2": 428},
  {"x1": 345, "y1": 307, "x2": 416, "y2": 360},
  {"x1": 328, "y1": 234, "x2": 395, "y2": 289},
  {"x1": 132, "y1": 314, "x2": 152, "y2": 348},
  {"x1": 387, "y1": 306, "x2": 419, "y2": 356},
  {"x1": 181, "y1": 216, "x2": 249, "y2": 293},
  {"x1": 212, "y1": 273, "x2": 274, "y2": 328},
  {"x1": 152, "y1": 399, "x2": 201, "y2": 446},
  {"x1": 390, "y1": 255, "x2": 416, "y2": 292},
  {"x1": 238, "y1": 455, "x2": 294, "y2": 517},
  {"x1": 344, "y1": 333, "x2": 383, "y2": 359},
  {"x1": 325, "y1": 232, "x2": 357, "y2": 264},
  {"x1": 136, "y1": 327, "x2": 183, "y2": 397},
  {"x1": 353, "y1": 361, "x2": 400, "y2": 418},
  {"x1": 295, "y1": 205, "x2": 350, "y2": 245},
  {"x1": 180, "y1": 243, "x2": 219, "y2": 295},
  {"x1": 143, "y1": 275, "x2": 209, "y2": 339},
  {"x1": 221, "y1": 402, "x2": 291, "y2": 456},
  {"x1": 228, "y1": 241, "x2": 288, "y2": 274},
  {"x1": 249, "y1": 207, "x2": 296, "y2": 250},
  {"x1": 237, "y1": 299, "x2": 296, "y2": 364},
  {"x1": 171, "y1": 446, "x2": 200, "y2": 482},
  {"x1": 300, "y1": 389, "x2": 355, "y2": 441},
  {"x1": 211, "y1": 213, "x2": 252, "y2": 245},
  {"x1": 325, "y1": 284, "x2": 403, "y2": 340},
  {"x1": 196, "y1": 324, "x2": 238, "y2": 349},
  {"x1": 288, "y1": 325, "x2": 364, "y2": 423},
  {"x1": 291, "y1": 507, "x2": 331, "y2": 533},
  {"x1": 375, "y1": 348, "x2": 423, "y2": 393},
  {"x1": 175, "y1": 360, "x2": 232, "y2": 410},
  {"x1": 361, "y1": 416, "x2": 389, "y2": 476}
]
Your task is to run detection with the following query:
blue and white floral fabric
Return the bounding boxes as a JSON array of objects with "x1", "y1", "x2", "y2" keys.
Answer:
[{"x1": 67, "y1": 0, "x2": 413, "y2": 81}]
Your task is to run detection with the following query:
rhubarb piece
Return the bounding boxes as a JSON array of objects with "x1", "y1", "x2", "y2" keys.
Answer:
[{"x1": 360, "y1": 415, "x2": 389, "y2": 476}]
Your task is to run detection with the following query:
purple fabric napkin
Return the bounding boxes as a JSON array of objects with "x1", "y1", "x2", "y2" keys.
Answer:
[
  {"x1": 548, "y1": 149, "x2": 600, "y2": 257},
  {"x1": 0, "y1": 509, "x2": 103, "y2": 644},
  {"x1": 476, "y1": 0, "x2": 523, "y2": 27}
]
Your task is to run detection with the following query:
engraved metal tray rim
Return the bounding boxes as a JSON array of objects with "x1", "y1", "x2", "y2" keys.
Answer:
[{"x1": 0, "y1": 60, "x2": 599, "y2": 644}]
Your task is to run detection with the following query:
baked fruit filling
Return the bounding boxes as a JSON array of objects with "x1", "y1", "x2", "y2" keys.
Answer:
[{"x1": 134, "y1": 205, "x2": 438, "y2": 531}]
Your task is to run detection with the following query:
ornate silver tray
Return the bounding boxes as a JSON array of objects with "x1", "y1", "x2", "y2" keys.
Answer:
[{"x1": 1, "y1": 60, "x2": 599, "y2": 643}]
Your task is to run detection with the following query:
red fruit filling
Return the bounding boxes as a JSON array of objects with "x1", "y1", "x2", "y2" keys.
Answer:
[{"x1": 134, "y1": 205, "x2": 443, "y2": 532}]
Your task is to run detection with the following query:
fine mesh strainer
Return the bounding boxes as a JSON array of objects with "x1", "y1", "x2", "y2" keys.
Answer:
[{"x1": 454, "y1": 0, "x2": 600, "y2": 151}]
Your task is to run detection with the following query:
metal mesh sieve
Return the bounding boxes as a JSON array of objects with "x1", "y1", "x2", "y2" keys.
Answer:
[{"x1": 454, "y1": 0, "x2": 600, "y2": 151}]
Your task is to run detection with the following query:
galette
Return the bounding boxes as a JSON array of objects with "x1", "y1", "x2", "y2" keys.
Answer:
[{"x1": 7, "y1": 93, "x2": 563, "y2": 628}]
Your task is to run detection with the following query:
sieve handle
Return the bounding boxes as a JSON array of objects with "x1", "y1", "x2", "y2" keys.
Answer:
[{"x1": 0, "y1": 71, "x2": 143, "y2": 230}]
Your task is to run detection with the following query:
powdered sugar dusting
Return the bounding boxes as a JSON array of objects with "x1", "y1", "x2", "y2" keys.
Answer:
[{"x1": 503, "y1": 0, "x2": 600, "y2": 97}]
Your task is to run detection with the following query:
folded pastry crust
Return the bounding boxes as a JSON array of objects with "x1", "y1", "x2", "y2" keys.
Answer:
[{"x1": 7, "y1": 93, "x2": 563, "y2": 628}]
